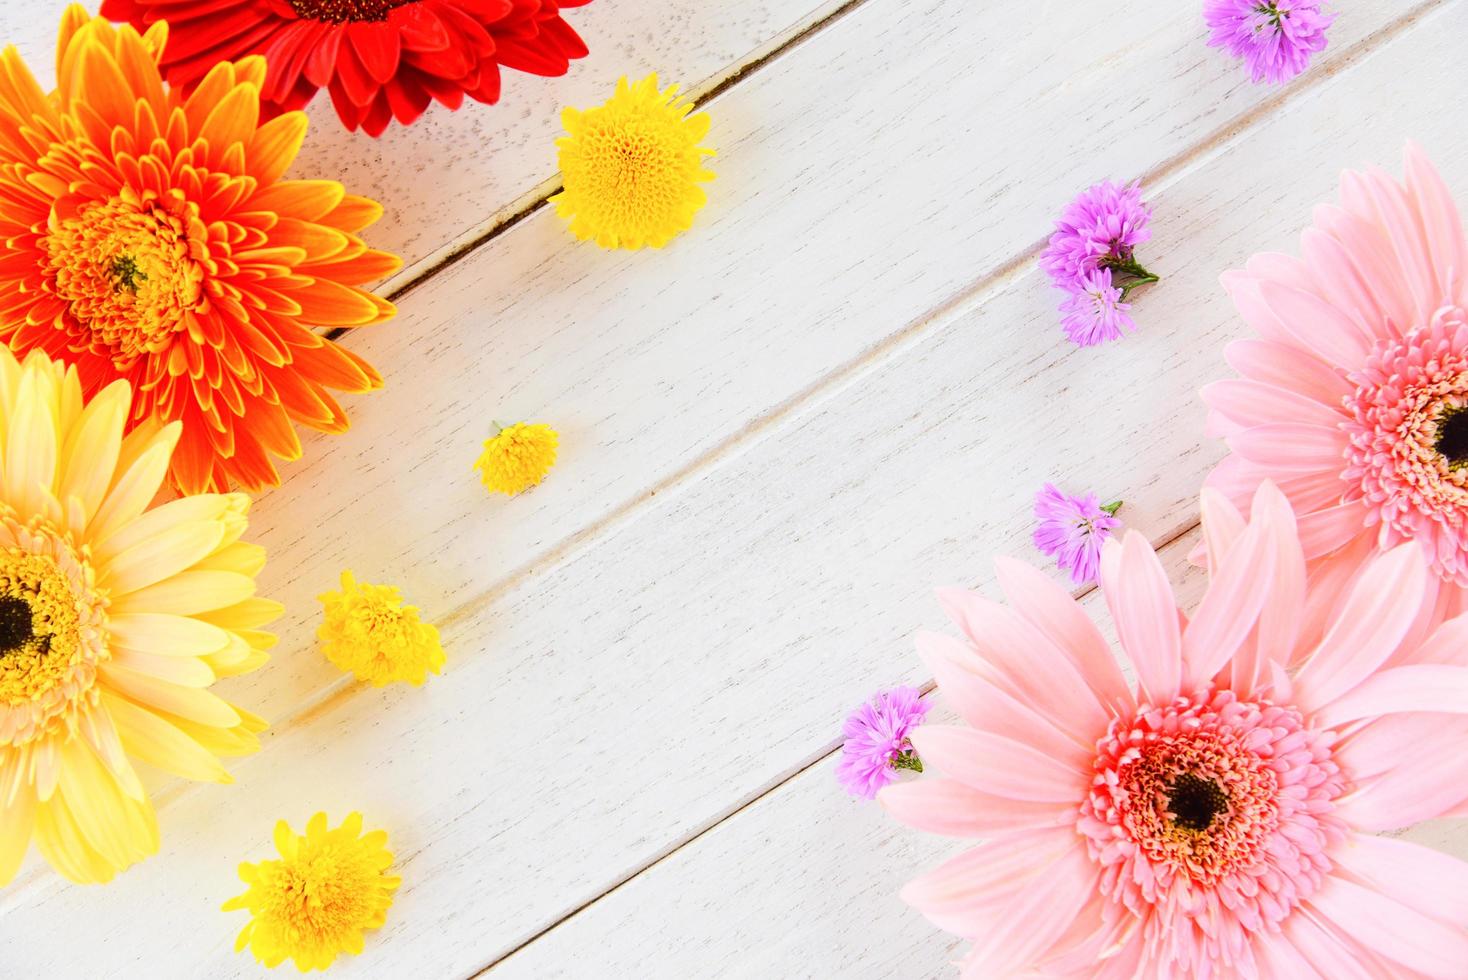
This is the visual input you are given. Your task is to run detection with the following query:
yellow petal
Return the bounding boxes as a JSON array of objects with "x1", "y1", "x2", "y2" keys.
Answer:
[
  {"x1": 108, "y1": 612, "x2": 230, "y2": 658},
  {"x1": 101, "y1": 691, "x2": 231, "y2": 783},
  {"x1": 101, "y1": 521, "x2": 226, "y2": 596},
  {"x1": 97, "y1": 661, "x2": 240, "y2": 728},
  {"x1": 0, "y1": 770, "x2": 33, "y2": 885},
  {"x1": 109, "y1": 570, "x2": 257, "y2": 617},
  {"x1": 110, "y1": 647, "x2": 215, "y2": 687},
  {"x1": 88, "y1": 423, "x2": 179, "y2": 543},
  {"x1": 57, "y1": 379, "x2": 128, "y2": 531}
]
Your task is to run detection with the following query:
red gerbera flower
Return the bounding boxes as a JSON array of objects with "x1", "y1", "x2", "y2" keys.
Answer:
[{"x1": 100, "y1": 0, "x2": 593, "y2": 136}]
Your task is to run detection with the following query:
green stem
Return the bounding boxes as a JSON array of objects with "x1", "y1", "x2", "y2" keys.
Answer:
[
  {"x1": 1100, "y1": 500, "x2": 1124, "y2": 516},
  {"x1": 891, "y1": 750, "x2": 924, "y2": 773}
]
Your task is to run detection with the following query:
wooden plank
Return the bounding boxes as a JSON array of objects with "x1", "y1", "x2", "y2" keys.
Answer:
[
  {"x1": 173, "y1": 0, "x2": 1430, "y2": 742},
  {"x1": 489, "y1": 532, "x2": 1206, "y2": 978},
  {"x1": 489, "y1": 526, "x2": 1468, "y2": 978},
  {"x1": 2, "y1": 5, "x2": 1459, "y2": 975},
  {"x1": 0, "y1": 2, "x2": 852, "y2": 289}
]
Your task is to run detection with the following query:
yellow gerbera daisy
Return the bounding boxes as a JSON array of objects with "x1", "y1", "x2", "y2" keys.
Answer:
[
  {"x1": 0, "y1": 348, "x2": 278, "y2": 886},
  {"x1": 318, "y1": 571, "x2": 445, "y2": 687},
  {"x1": 224, "y1": 811, "x2": 399, "y2": 972},
  {"x1": 475, "y1": 422, "x2": 559, "y2": 496},
  {"x1": 551, "y1": 73, "x2": 716, "y2": 249}
]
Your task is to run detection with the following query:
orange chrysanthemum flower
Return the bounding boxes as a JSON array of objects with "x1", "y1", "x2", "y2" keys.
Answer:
[{"x1": 0, "y1": 7, "x2": 400, "y2": 494}]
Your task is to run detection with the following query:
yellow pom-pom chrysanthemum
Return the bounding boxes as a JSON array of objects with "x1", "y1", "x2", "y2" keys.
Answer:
[
  {"x1": 318, "y1": 571, "x2": 445, "y2": 687},
  {"x1": 475, "y1": 422, "x2": 559, "y2": 496},
  {"x1": 551, "y1": 73, "x2": 715, "y2": 249},
  {"x1": 0, "y1": 348, "x2": 277, "y2": 886},
  {"x1": 224, "y1": 811, "x2": 399, "y2": 972}
]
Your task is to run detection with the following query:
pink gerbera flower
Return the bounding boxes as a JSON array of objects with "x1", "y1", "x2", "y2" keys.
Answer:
[
  {"x1": 1203, "y1": 143, "x2": 1468, "y2": 635},
  {"x1": 883, "y1": 482, "x2": 1468, "y2": 977}
]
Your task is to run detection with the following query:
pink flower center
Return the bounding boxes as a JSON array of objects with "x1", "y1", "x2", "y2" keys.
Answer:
[
  {"x1": 1343, "y1": 306, "x2": 1468, "y2": 584},
  {"x1": 1078, "y1": 688, "x2": 1346, "y2": 969}
]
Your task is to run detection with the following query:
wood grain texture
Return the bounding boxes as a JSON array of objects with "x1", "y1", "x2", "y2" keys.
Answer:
[{"x1": 5, "y1": 2, "x2": 1463, "y2": 976}]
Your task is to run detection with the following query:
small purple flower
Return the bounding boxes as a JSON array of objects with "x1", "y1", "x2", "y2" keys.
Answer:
[
  {"x1": 1040, "y1": 180, "x2": 1153, "y2": 291},
  {"x1": 836, "y1": 686, "x2": 929, "y2": 800},
  {"x1": 1060, "y1": 268, "x2": 1135, "y2": 347},
  {"x1": 1204, "y1": 0, "x2": 1334, "y2": 85},
  {"x1": 1033, "y1": 484, "x2": 1122, "y2": 585}
]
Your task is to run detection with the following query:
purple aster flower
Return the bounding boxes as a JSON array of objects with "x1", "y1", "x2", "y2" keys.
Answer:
[
  {"x1": 1059, "y1": 268, "x2": 1135, "y2": 346},
  {"x1": 1033, "y1": 484, "x2": 1122, "y2": 585},
  {"x1": 1204, "y1": 0, "x2": 1334, "y2": 85},
  {"x1": 1040, "y1": 180, "x2": 1154, "y2": 291},
  {"x1": 836, "y1": 686, "x2": 929, "y2": 800}
]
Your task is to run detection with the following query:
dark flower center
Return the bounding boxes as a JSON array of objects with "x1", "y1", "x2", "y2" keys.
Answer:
[
  {"x1": 1166, "y1": 772, "x2": 1228, "y2": 832},
  {"x1": 287, "y1": 0, "x2": 412, "y2": 22},
  {"x1": 1435, "y1": 407, "x2": 1468, "y2": 468},
  {"x1": 108, "y1": 254, "x2": 148, "y2": 295},
  {"x1": 0, "y1": 595, "x2": 34, "y2": 658}
]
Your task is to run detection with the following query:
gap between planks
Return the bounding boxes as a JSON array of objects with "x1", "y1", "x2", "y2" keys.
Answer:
[
  {"x1": 329, "y1": 0, "x2": 872, "y2": 328},
  {"x1": 470, "y1": 518, "x2": 1204, "y2": 977}
]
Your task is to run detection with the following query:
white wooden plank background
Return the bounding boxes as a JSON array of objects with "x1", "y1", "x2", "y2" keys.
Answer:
[{"x1": 1, "y1": 0, "x2": 1466, "y2": 976}]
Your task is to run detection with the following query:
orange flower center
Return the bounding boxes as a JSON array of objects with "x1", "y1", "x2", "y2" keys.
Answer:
[
  {"x1": 287, "y1": 0, "x2": 413, "y2": 22},
  {"x1": 42, "y1": 194, "x2": 203, "y2": 366}
]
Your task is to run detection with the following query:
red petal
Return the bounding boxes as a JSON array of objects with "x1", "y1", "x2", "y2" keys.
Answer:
[
  {"x1": 303, "y1": 24, "x2": 346, "y2": 89},
  {"x1": 348, "y1": 21, "x2": 401, "y2": 85},
  {"x1": 391, "y1": 3, "x2": 453, "y2": 53},
  {"x1": 332, "y1": 37, "x2": 383, "y2": 106}
]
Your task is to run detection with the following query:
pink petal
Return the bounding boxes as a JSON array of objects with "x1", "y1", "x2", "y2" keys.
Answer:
[
  {"x1": 992, "y1": 556, "x2": 1132, "y2": 716},
  {"x1": 1183, "y1": 483, "x2": 1285, "y2": 686},
  {"x1": 879, "y1": 778, "x2": 1069, "y2": 839},
  {"x1": 1299, "y1": 225, "x2": 1392, "y2": 343},
  {"x1": 1226, "y1": 422, "x2": 1349, "y2": 473},
  {"x1": 1356, "y1": 166, "x2": 1438, "y2": 326},
  {"x1": 1332, "y1": 833, "x2": 1468, "y2": 927},
  {"x1": 1307, "y1": 875, "x2": 1468, "y2": 978},
  {"x1": 1312, "y1": 202, "x2": 1418, "y2": 333},
  {"x1": 1100, "y1": 532, "x2": 1181, "y2": 704},
  {"x1": 1280, "y1": 911, "x2": 1395, "y2": 980},
  {"x1": 1251, "y1": 483, "x2": 1307, "y2": 684},
  {"x1": 936, "y1": 588, "x2": 1107, "y2": 740},
  {"x1": 1335, "y1": 732, "x2": 1468, "y2": 830},
  {"x1": 907, "y1": 726, "x2": 1086, "y2": 803},
  {"x1": 899, "y1": 828, "x2": 1075, "y2": 937},
  {"x1": 1292, "y1": 542, "x2": 1428, "y2": 712},
  {"x1": 1224, "y1": 337, "x2": 1352, "y2": 407},
  {"x1": 1202, "y1": 378, "x2": 1344, "y2": 431},
  {"x1": 1404, "y1": 611, "x2": 1468, "y2": 666},
  {"x1": 1334, "y1": 713, "x2": 1463, "y2": 780},
  {"x1": 1198, "y1": 487, "x2": 1246, "y2": 572},
  {"x1": 917, "y1": 631, "x2": 1089, "y2": 766},
  {"x1": 1314, "y1": 663, "x2": 1468, "y2": 727},
  {"x1": 1221, "y1": 271, "x2": 1294, "y2": 347},
  {"x1": 1403, "y1": 141, "x2": 1467, "y2": 303},
  {"x1": 1296, "y1": 502, "x2": 1370, "y2": 558},
  {"x1": 1254, "y1": 279, "x2": 1373, "y2": 366},
  {"x1": 961, "y1": 845, "x2": 1099, "y2": 976}
]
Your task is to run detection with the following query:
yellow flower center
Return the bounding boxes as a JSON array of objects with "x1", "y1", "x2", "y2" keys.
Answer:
[
  {"x1": 266, "y1": 850, "x2": 378, "y2": 937},
  {"x1": 42, "y1": 191, "x2": 204, "y2": 366},
  {"x1": 0, "y1": 513, "x2": 109, "y2": 746}
]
